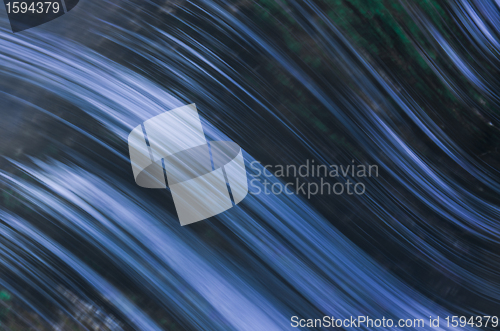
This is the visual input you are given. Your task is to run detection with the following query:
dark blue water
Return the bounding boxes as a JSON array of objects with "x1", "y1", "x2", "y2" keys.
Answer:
[{"x1": 0, "y1": 0, "x2": 499, "y2": 329}]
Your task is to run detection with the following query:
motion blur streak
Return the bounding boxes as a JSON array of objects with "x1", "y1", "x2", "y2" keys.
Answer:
[{"x1": 0, "y1": 0, "x2": 499, "y2": 330}]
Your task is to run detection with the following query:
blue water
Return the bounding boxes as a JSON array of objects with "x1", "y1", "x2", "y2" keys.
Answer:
[{"x1": 0, "y1": 0, "x2": 499, "y2": 329}]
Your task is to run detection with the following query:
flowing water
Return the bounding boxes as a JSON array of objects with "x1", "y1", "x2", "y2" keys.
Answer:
[{"x1": 0, "y1": 0, "x2": 499, "y2": 330}]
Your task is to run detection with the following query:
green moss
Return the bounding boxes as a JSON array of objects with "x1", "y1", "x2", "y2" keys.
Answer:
[{"x1": 0, "y1": 290, "x2": 11, "y2": 301}]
